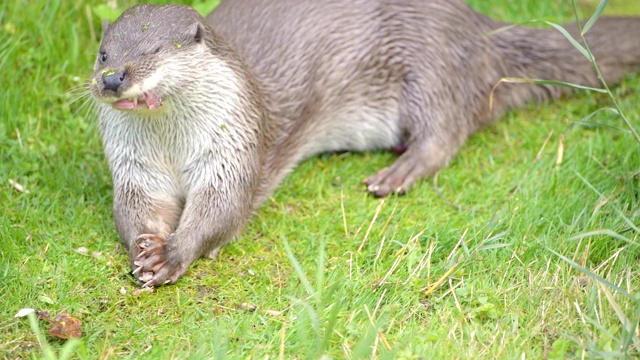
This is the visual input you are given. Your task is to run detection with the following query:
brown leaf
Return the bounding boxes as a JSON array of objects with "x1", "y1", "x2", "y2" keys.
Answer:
[{"x1": 38, "y1": 311, "x2": 82, "y2": 339}]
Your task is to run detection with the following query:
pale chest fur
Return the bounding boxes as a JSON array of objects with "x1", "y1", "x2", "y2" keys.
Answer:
[{"x1": 98, "y1": 100, "x2": 246, "y2": 194}]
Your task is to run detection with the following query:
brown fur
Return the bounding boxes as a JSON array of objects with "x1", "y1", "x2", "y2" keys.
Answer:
[{"x1": 90, "y1": 1, "x2": 640, "y2": 286}]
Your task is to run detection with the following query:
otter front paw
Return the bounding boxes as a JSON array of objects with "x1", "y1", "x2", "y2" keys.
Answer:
[{"x1": 132, "y1": 234, "x2": 187, "y2": 287}]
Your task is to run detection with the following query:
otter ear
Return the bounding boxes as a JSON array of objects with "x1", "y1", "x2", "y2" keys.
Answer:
[
  {"x1": 188, "y1": 23, "x2": 206, "y2": 44},
  {"x1": 101, "y1": 19, "x2": 110, "y2": 38}
]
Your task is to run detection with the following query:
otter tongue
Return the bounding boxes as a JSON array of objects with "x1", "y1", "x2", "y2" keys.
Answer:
[{"x1": 113, "y1": 99, "x2": 138, "y2": 110}]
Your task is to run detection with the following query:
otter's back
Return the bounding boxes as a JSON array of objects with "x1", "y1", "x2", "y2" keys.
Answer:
[{"x1": 206, "y1": 0, "x2": 503, "y2": 156}]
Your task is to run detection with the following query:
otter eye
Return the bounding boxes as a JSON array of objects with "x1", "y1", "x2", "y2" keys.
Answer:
[
  {"x1": 140, "y1": 47, "x2": 161, "y2": 57},
  {"x1": 99, "y1": 51, "x2": 107, "y2": 62}
]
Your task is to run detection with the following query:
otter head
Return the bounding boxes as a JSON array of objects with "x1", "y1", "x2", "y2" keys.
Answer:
[{"x1": 90, "y1": 4, "x2": 208, "y2": 112}]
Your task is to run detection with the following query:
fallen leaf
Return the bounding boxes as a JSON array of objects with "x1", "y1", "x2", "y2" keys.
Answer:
[{"x1": 37, "y1": 311, "x2": 82, "y2": 339}]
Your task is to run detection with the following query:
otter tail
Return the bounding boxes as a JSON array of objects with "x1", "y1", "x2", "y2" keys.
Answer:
[{"x1": 492, "y1": 17, "x2": 640, "y2": 110}]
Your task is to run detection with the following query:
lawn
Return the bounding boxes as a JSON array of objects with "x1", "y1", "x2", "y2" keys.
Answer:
[{"x1": 1, "y1": 0, "x2": 639, "y2": 358}]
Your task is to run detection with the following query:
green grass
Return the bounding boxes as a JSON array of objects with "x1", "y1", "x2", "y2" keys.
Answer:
[{"x1": 1, "y1": 0, "x2": 639, "y2": 358}]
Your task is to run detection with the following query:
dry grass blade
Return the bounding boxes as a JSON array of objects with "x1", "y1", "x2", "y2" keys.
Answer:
[
  {"x1": 357, "y1": 200, "x2": 385, "y2": 252},
  {"x1": 424, "y1": 262, "x2": 460, "y2": 297},
  {"x1": 599, "y1": 283, "x2": 640, "y2": 346},
  {"x1": 377, "y1": 230, "x2": 424, "y2": 286},
  {"x1": 490, "y1": 77, "x2": 607, "y2": 112}
]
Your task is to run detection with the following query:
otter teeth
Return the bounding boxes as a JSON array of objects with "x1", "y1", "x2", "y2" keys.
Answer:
[{"x1": 112, "y1": 93, "x2": 161, "y2": 110}]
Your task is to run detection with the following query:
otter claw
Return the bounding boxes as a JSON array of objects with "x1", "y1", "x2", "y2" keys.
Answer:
[{"x1": 131, "y1": 234, "x2": 178, "y2": 287}]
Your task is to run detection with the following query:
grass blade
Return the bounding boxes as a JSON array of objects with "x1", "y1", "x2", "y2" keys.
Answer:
[
  {"x1": 568, "y1": 229, "x2": 638, "y2": 247},
  {"x1": 490, "y1": 77, "x2": 607, "y2": 111},
  {"x1": 582, "y1": 0, "x2": 609, "y2": 35},
  {"x1": 599, "y1": 283, "x2": 640, "y2": 348},
  {"x1": 315, "y1": 239, "x2": 326, "y2": 307},
  {"x1": 58, "y1": 338, "x2": 81, "y2": 360},
  {"x1": 27, "y1": 313, "x2": 56, "y2": 360},
  {"x1": 282, "y1": 237, "x2": 316, "y2": 298},
  {"x1": 544, "y1": 21, "x2": 590, "y2": 59},
  {"x1": 548, "y1": 248, "x2": 637, "y2": 302},
  {"x1": 500, "y1": 77, "x2": 607, "y2": 93}
]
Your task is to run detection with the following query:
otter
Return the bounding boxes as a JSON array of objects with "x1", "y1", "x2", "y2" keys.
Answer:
[{"x1": 89, "y1": 1, "x2": 640, "y2": 287}]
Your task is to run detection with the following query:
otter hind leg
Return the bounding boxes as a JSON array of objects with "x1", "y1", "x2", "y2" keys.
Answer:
[
  {"x1": 364, "y1": 141, "x2": 454, "y2": 197},
  {"x1": 364, "y1": 76, "x2": 469, "y2": 197}
]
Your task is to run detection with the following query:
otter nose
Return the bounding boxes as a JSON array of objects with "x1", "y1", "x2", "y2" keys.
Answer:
[{"x1": 102, "y1": 69, "x2": 127, "y2": 92}]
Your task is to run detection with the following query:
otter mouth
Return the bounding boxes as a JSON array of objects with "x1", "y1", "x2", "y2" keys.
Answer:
[{"x1": 112, "y1": 92, "x2": 163, "y2": 111}]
